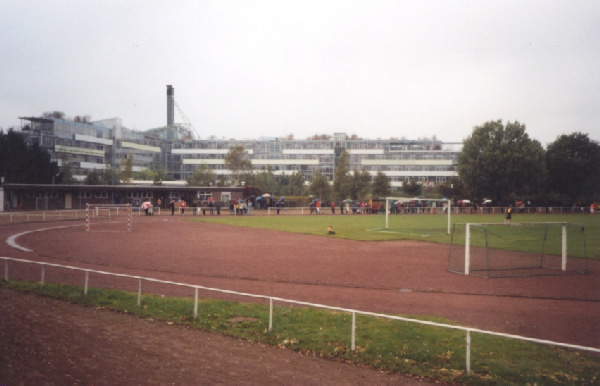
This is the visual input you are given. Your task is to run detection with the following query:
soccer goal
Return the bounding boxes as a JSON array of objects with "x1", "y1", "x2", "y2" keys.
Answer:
[
  {"x1": 85, "y1": 204, "x2": 132, "y2": 232},
  {"x1": 383, "y1": 197, "x2": 451, "y2": 235},
  {"x1": 448, "y1": 222, "x2": 588, "y2": 278}
]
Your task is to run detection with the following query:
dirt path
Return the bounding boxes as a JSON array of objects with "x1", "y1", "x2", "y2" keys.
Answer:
[{"x1": 0, "y1": 287, "x2": 437, "y2": 386}]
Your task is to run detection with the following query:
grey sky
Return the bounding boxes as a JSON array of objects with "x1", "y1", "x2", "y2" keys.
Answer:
[{"x1": 1, "y1": 0, "x2": 599, "y2": 146}]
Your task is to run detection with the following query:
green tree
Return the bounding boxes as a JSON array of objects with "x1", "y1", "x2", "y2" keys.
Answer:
[
  {"x1": 309, "y1": 172, "x2": 331, "y2": 202},
  {"x1": 0, "y1": 129, "x2": 59, "y2": 184},
  {"x1": 457, "y1": 120, "x2": 545, "y2": 202},
  {"x1": 286, "y1": 171, "x2": 306, "y2": 196},
  {"x1": 224, "y1": 145, "x2": 252, "y2": 186},
  {"x1": 403, "y1": 178, "x2": 422, "y2": 197},
  {"x1": 371, "y1": 171, "x2": 391, "y2": 199},
  {"x1": 119, "y1": 155, "x2": 134, "y2": 184},
  {"x1": 546, "y1": 132, "x2": 600, "y2": 202},
  {"x1": 333, "y1": 150, "x2": 351, "y2": 200},
  {"x1": 249, "y1": 168, "x2": 277, "y2": 194},
  {"x1": 134, "y1": 168, "x2": 156, "y2": 181},
  {"x1": 84, "y1": 170, "x2": 102, "y2": 185},
  {"x1": 349, "y1": 168, "x2": 372, "y2": 200},
  {"x1": 186, "y1": 165, "x2": 216, "y2": 186},
  {"x1": 57, "y1": 153, "x2": 75, "y2": 184},
  {"x1": 101, "y1": 166, "x2": 120, "y2": 185}
]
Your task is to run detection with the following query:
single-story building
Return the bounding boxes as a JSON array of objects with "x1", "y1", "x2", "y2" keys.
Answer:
[{"x1": 1, "y1": 183, "x2": 245, "y2": 211}]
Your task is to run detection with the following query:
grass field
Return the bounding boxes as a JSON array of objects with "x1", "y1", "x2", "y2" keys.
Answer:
[{"x1": 191, "y1": 213, "x2": 600, "y2": 259}]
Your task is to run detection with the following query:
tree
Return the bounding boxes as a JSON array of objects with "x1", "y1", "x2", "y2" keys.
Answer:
[
  {"x1": 84, "y1": 170, "x2": 102, "y2": 185},
  {"x1": 309, "y1": 172, "x2": 331, "y2": 203},
  {"x1": 101, "y1": 166, "x2": 120, "y2": 185},
  {"x1": 332, "y1": 150, "x2": 351, "y2": 200},
  {"x1": 546, "y1": 132, "x2": 600, "y2": 202},
  {"x1": 457, "y1": 120, "x2": 545, "y2": 202},
  {"x1": 371, "y1": 171, "x2": 391, "y2": 199},
  {"x1": 119, "y1": 155, "x2": 134, "y2": 184},
  {"x1": 57, "y1": 153, "x2": 75, "y2": 184},
  {"x1": 224, "y1": 145, "x2": 252, "y2": 186},
  {"x1": 286, "y1": 171, "x2": 306, "y2": 196},
  {"x1": 403, "y1": 178, "x2": 422, "y2": 197},
  {"x1": 249, "y1": 168, "x2": 277, "y2": 194},
  {"x1": 186, "y1": 165, "x2": 216, "y2": 186},
  {"x1": 349, "y1": 168, "x2": 371, "y2": 200},
  {"x1": 150, "y1": 167, "x2": 167, "y2": 185},
  {"x1": 0, "y1": 129, "x2": 59, "y2": 184}
]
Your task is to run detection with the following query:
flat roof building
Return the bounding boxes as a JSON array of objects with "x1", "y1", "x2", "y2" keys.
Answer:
[{"x1": 18, "y1": 114, "x2": 460, "y2": 189}]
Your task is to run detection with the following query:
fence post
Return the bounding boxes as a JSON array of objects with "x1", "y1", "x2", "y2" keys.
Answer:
[
  {"x1": 562, "y1": 223, "x2": 567, "y2": 271},
  {"x1": 84, "y1": 271, "x2": 89, "y2": 296},
  {"x1": 351, "y1": 312, "x2": 356, "y2": 351},
  {"x1": 137, "y1": 278, "x2": 142, "y2": 307},
  {"x1": 269, "y1": 298, "x2": 273, "y2": 332},
  {"x1": 194, "y1": 288, "x2": 198, "y2": 319},
  {"x1": 465, "y1": 224, "x2": 471, "y2": 275},
  {"x1": 466, "y1": 330, "x2": 472, "y2": 375}
]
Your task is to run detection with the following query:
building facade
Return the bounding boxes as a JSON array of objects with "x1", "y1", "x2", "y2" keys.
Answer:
[
  {"x1": 16, "y1": 86, "x2": 460, "y2": 188},
  {"x1": 18, "y1": 114, "x2": 461, "y2": 188}
]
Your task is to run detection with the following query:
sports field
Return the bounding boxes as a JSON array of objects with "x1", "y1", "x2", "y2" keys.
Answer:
[
  {"x1": 192, "y1": 212, "x2": 600, "y2": 258},
  {"x1": 1, "y1": 211, "x2": 599, "y2": 384}
]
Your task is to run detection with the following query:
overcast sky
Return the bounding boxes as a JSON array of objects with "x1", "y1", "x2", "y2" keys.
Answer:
[{"x1": 1, "y1": 1, "x2": 599, "y2": 146}]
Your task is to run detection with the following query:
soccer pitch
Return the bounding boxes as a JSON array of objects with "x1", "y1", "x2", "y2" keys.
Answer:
[{"x1": 192, "y1": 213, "x2": 600, "y2": 259}]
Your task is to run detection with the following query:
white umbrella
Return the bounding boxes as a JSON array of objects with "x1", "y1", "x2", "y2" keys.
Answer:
[{"x1": 262, "y1": 193, "x2": 271, "y2": 197}]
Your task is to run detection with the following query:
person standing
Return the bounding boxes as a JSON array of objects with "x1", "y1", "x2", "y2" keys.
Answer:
[
  {"x1": 591, "y1": 202, "x2": 596, "y2": 216},
  {"x1": 504, "y1": 204, "x2": 513, "y2": 224},
  {"x1": 180, "y1": 200, "x2": 186, "y2": 215},
  {"x1": 169, "y1": 200, "x2": 175, "y2": 215},
  {"x1": 331, "y1": 201, "x2": 335, "y2": 214}
]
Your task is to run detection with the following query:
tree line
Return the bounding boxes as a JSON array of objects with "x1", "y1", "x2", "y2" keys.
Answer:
[{"x1": 2, "y1": 121, "x2": 598, "y2": 205}]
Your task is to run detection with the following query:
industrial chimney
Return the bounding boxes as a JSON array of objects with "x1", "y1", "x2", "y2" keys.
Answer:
[{"x1": 166, "y1": 85, "x2": 174, "y2": 127}]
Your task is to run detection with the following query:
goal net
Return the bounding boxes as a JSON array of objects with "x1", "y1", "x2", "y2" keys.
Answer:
[
  {"x1": 85, "y1": 204, "x2": 132, "y2": 232},
  {"x1": 448, "y1": 222, "x2": 588, "y2": 278},
  {"x1": 381, "y1": 197, "x2": 451, "y2": 235}
]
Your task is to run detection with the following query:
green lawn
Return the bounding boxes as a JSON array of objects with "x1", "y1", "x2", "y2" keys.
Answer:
[{"x1": 191, "y1": 212, "x2": 600, "y2": 259}]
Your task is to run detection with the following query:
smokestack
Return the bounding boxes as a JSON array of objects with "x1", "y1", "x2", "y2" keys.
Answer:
[{"x1": 167, "y1": 85, "x2": 174, "y2": 127}]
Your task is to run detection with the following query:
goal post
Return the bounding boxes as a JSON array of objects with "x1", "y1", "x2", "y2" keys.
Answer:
[
  {"x1": 384, "y1": 197, "x2": 451, "y2": 235},
  {"x1": 85, "y1": 203, "x2": 132, "y2": 232},
  {"x1": 448, "y1": 222, "x2": 588, "y2": 278}
]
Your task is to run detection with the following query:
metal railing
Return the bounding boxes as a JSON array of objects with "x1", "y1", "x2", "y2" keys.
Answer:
[
  {"x1": 1, "y1": 256, "x2": 598, "y2": 376},
  {"x1": 1, "y1": 206, "x2": 596, "y2": 223}
]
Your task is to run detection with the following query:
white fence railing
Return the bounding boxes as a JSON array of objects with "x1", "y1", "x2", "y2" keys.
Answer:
[
  {"x1": 0, "y1": 206, "x2": 595, "y2": 223},
  {"x1": 1, "y1": 256, "x2": 598, "y2": 376}
]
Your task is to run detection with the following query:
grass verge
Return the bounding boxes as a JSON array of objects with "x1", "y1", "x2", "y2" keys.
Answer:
[{"x1": 3, "y1": 280, "x2": 598, "y2": 386}]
